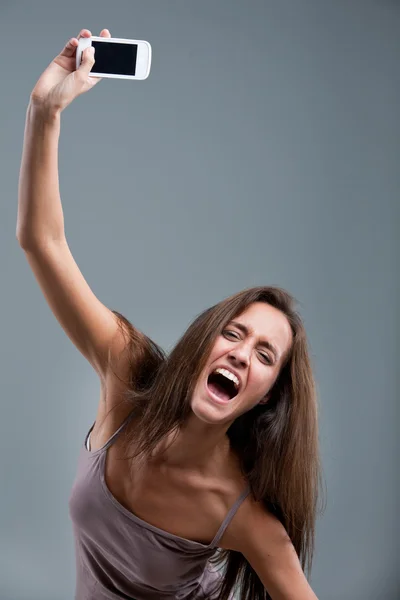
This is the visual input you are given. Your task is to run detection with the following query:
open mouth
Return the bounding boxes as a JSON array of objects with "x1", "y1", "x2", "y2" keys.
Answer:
[{"x1": 206, "y1": 368, "x2": 240, "y2": 402}]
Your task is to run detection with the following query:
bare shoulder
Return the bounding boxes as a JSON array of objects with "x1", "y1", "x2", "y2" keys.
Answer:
[
  {"x1": 220, "y1": 495, "x2": 319, "y2": 599},
  {"x1": 220, "y1": 493, "x2": 288, "y2": 552},
  {"x1": 88, "y1": 335, "x2": 135, "y2": 452}
]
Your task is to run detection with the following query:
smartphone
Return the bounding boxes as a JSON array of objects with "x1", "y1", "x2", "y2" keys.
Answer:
[{"x1": 76, "y1": 36, "x2": 152, "y2": 80}]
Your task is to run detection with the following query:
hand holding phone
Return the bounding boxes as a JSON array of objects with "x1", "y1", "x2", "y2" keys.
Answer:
[
  {"x1": 76, "y1": 36, "x2": 152, "y2": 81},
  {"x1": 30, "y1": 28, "x2": 110, "y2": 115}
]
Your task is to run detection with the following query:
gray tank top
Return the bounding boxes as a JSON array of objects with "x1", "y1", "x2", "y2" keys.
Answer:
[{"x1": 68, "y1": 414, "x2": 251, "y2": 599}]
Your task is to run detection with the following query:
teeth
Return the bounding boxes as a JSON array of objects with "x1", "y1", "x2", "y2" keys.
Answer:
[{"x1": 214, "y1": 368, "x2": 240, "y2": 391}]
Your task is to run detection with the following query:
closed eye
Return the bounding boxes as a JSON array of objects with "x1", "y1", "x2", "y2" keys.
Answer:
[
  {"x1": 223, "y1": 329, "x2": 239, "y2": 340},
  {"x1": 258, "y1": 352, "x2": 272, "y2": 365}
]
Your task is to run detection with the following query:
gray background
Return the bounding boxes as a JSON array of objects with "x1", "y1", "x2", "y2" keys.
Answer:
[{"x1": 1, "y1": 1, "x2": 399, "y2": 599}]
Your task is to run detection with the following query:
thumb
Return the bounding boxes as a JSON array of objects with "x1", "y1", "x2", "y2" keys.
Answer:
[{"x1": 78, "y1": 46, "x2": 96, "y2": 76}]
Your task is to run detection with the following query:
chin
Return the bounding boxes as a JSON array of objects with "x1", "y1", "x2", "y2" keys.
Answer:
[
  {"x1": 190, "y1": 393, "x2": 233, "y2": 427},
  {"x1": 190, "y1": 397, "x2": 212, "y2": 420}
]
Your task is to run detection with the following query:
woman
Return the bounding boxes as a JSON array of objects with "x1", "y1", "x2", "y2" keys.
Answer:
[{"x1": 17, "y1": 28, "x2": 324, "y2": 600}]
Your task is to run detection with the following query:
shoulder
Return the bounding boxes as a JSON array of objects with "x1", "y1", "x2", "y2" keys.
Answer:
[
  {"x1": 221, "y1": 494, "x2": 289, "y2": 553},
  {"x1": 221, "y1": 496, "x2": 318, "y2": 599}
]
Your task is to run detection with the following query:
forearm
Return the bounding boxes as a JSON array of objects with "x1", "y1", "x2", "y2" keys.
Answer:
[{"x1": 17, "y1": 102, "x2": 65, "y2": 248}]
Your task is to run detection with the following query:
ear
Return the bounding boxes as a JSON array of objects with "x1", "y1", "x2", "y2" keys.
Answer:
[{"x1": 259, "y1": 391, "x2": 270, "y2": 405}]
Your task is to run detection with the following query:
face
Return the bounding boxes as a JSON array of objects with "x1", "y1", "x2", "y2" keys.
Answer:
[{"x1": 191, "y1": 302, "x2": 293, "y2": 424}]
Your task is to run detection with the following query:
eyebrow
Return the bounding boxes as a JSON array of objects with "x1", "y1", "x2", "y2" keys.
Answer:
[{"x1": 229, "y1": 321, "x2": 279, "y2": 361}]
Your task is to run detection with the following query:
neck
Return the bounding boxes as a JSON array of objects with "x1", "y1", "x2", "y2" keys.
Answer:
[{"x1": 157, "y1": 414, "x2": 233, "y2": 475}]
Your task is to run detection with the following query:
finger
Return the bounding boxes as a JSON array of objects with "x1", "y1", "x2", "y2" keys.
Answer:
[
  {"x1": 77, "y1": 29, "x2": 92, "y2": 40},
  {"x1": 99, "y1": 29, "x2": 111, "y2": 38},
  {"x1": 77, "y1": 45, "x2": 96, "y2": 77},
  {"x1": 59, "y1": 37, "x2": 79, "y2": 58}
]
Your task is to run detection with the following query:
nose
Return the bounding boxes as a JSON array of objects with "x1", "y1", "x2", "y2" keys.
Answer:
[{"x1": 227, "y1": 345, "x2": 250, "y2": 369}]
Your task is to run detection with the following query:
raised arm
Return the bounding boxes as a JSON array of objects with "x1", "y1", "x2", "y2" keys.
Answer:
[{"x1": 16, "y1": 29, "x2": 128, "y2": 381}]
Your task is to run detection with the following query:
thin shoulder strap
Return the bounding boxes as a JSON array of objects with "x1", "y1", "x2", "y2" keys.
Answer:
[
  {"x1": 87, "y1": 411, "x2": 135, "y2": 453},
  {"x1": 102, "y1": 410, "x2": 135, "y2": 451},
  {"x1": 212, "y1": 485, "x2": 251, "y2": 547}
]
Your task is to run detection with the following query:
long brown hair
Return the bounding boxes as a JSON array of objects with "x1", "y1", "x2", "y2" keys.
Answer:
[{"x1": 106, "y1": 286, "x2": 325, "y2": 600}]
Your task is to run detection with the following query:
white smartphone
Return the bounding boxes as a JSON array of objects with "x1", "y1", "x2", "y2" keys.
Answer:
[{"x1": 76, "y1": 36, "x2": 152, "y2": 80}]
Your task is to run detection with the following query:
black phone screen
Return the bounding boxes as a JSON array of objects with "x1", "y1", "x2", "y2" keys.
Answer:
[{"x1": 91, "y1": 41, "x2": 138, "y2": 75}]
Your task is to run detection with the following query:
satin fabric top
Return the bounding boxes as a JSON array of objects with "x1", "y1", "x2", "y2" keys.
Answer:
[{"x1": 68, "y1": 415, "x2": 251, "y2": 599}]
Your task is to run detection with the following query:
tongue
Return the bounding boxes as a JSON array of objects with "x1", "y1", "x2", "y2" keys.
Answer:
[{"x1": 208, "y1": 381, "x2": 231, "y2": 402}]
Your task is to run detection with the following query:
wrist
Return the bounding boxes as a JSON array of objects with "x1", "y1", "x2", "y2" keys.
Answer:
[{"x1": 27, "y1": 98, "x2": 62, "y2": 126}]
